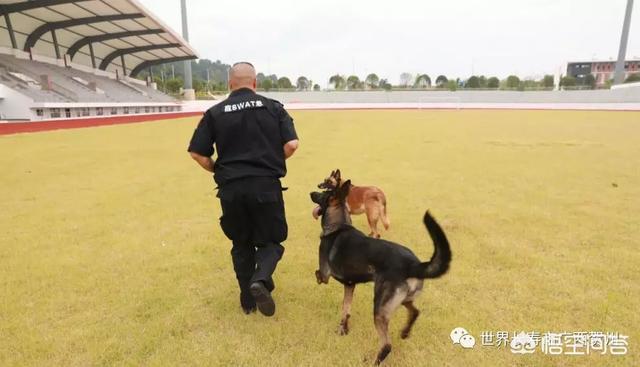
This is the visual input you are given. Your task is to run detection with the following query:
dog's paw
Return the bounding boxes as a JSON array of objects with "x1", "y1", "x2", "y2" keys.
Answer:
[
  {"x1": 315, "y1": 270, "x2": 329, "y2": 284},
  {"x1": 337, "y1": 323, "x2": 349, "y2": 336},
  {"x1": 375, "y1": 344, "x2": 392, "y2": 365},
  {"x1": 368, "y1": 232, "x2": 382, "y2": 239},
  {"x1": 337, "y1": 315, "x2": 350, "y2": 335}
]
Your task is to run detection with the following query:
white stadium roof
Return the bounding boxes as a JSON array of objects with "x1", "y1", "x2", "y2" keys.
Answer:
[{"x1": 0, "y1": 0, "x2": 198, "y2": 77}]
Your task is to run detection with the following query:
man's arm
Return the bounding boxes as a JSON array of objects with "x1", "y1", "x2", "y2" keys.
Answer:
[
  {"x1": 277, "y1": 104, "x2": 299, "y2": 160},
  {"x1": 284, "y1": 139, "x2": 299, "y2": 159},
  {"x1": 190, "y1": 152, "x2": 215, "y2": 173},
  {"x1": 187, "y1": 111, "x2": 216, "y2": 173}
]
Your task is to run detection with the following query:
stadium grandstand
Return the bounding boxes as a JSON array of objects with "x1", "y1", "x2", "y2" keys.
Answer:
[{"x1": 0, "y1": 0, "x2": 198, "y2": 121}]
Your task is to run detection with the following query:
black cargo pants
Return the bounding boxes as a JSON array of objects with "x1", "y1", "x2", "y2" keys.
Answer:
[{"x1": 217, "y1": 177, "x2": 287, "y2": 307}]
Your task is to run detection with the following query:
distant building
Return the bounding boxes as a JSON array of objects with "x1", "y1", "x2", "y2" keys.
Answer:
[{"x1": 567, "y1": 60, "x2": 640, "y2": 87}]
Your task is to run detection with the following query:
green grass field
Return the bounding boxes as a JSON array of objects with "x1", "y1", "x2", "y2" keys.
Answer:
[{"x1": 1, "y1": 110, "x2": 639, "y2": 366}]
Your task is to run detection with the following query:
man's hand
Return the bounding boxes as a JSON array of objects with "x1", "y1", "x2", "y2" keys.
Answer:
[
  {"x1": 284, "y1": 139, "x2": 299, "y2": 159},
  {"x1": 189, "y1": 151, "x2": 215, "y2": 173}
]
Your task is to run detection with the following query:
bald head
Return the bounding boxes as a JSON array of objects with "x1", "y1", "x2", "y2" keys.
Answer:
[{"x1": 229, "y1": 62, "x2": 257, "y2": 91}]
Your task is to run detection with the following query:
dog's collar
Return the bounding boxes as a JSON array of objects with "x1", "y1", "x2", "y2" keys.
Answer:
[
  {"x1": 319, "y1": 204, "x2": 352, "y2": 237},
  {"x1": 320, "y1": 224, "x2": 354, "y2": 238}
]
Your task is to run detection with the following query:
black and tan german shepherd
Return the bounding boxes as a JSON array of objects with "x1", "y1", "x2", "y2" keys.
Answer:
[{"x1": 310, "y1": 180, "x2": 452, "y2": 365}]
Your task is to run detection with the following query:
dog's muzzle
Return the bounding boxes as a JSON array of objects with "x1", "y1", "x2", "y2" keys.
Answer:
[{"x1": 310, "y1": 191, "x2": 327, "y2": 220}]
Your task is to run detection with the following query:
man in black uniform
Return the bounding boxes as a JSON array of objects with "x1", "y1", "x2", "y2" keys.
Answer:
[{"x1": 188, "y1": 62, "x2": 299, "y2": 316}]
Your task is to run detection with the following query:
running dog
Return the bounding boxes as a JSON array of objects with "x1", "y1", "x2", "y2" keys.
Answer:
[
  {"x1": 318, "y1": 169, "x2": 389, "y2": 238},
  {"x1": 310, "y1": 181, "x2": 452, "y2": 365}
]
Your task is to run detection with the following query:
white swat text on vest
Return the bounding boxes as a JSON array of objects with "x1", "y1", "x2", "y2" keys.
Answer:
[{"x1": 224, "y1": 100, "x2": 264, "y2": 113}]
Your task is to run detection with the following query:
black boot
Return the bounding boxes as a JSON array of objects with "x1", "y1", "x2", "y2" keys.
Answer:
[
  {"x1": 240, "y1": 290, "x2": 256, "y2": 314},
  {"x1": 249, "y1": 281, "x2": 275, "y2": 316},
  {"x1": 264, "y1": 277, "x2": 275, "y2": 292}
]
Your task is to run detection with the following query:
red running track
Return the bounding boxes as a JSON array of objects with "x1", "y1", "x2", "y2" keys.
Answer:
[{"x1": 0, "y1": 112, "x2": 203, "y2": 136}]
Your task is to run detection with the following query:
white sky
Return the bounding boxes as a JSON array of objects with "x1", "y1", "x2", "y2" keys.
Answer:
[{"x1": 138, "y1": 0, "x2": 639, "y2": 86}]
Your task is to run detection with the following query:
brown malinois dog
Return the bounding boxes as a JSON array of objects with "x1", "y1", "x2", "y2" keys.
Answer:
[
  {"x1": 318, "y1": 169, "x2": 389, "y2": 238},
  {"x1": 310, "y1": 181, "x2": 452, "y2": 365}
]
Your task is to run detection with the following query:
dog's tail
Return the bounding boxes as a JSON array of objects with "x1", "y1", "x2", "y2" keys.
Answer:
[
  {"x1": 380, "y1": 195, "x2": 390, "y2": 230},
  {"x1": 410, "y1": 211, "x2": 452, "y2": 279}
]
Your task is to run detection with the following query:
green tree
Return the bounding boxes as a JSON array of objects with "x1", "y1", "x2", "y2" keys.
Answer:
[
  {"x1": 435, "y1": 75, "x2": 448, "y2": 87},
  {"x1": 522, "y1": 79, "x2": 538, "y2": 89},
  {"x1": 329, "y1": 74, "x2": 346, "y2": 90},
  {"x1": 542, "y1": 75, "x2": 555, "y2": 88},
  {"x1": 145, "y1": 59, "x2": 232, "y2": 89},
  {"x1": 478, "y1": 76, "x2": 488, "y2": 88},
  {"x1": 560, "y1": 76, "x2": 576, "y2": 88},
  {"x1": 261, "y1": 78, "x2": 273, "y2": 91},
  {"x1": 625, "y1": 73, "x2": 640, "y2": 83},
  {"x1": 399, "y1": 72, "x2": 413, "y2": 88},
  {"x1": 153, "y1": 76, "x2": 165, "y2": 91},
  {"x1": 379, "y1": 78, "x2": 392, "y2": 91},
  {"x1": 277, "y1": 77, "x2": 292, "y2": 89},
  {"x1": 365, "y1": 73, "x2": 380, "y2": 89},
  {"x1": 165, "y1": 78, "x2": 183, "y2": 93},
  {"x1": 446, "y1": 80, "x2": 457, "y2": 91},
  {"x1": 347, "y1": 75, "x2": 362, "y2": 90},
  {"x1": 487, "y1": 77, "x2": 500, "y2": 89},
  {"x1": 296, "y1": 76, "x2": 310, "y2": 90},
  {"x1": 584, "y1": 74, "x2": 596, "y2": 89},
  {"x1": 257, "y1": 72, "x2": 266, "y2": 86},
  {"x1": 193, "y1": 78, "x2": 206, "y2": 93},
  {"x1": 313, "y1": 84, "x2": 321, "y2": 91},
  {"x1": 505, "y1": 75, "x2": 521, "y2": 89},
  {"x1": 465, "y1": 76, "x2": 480, "y2": 88},
  {"x1": 414, "y1": 74, "x2": 431, "y2": 88}
]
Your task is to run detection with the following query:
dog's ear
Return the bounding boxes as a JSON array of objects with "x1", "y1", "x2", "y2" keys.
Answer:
[
  {"x1": 339, "y1": 179, "x2": 352, "y2": 199},
  {"x1": 335, "y1": 169, "x2": 341, "y2": 180},
  {"x1": 330, "y1": 170, "x2": 335, "y2": 177}
]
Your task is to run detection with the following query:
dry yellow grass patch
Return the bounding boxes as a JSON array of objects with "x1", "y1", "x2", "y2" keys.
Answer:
[{"x1": 0, "y1": 110, "x2": 638, "y2": 366}]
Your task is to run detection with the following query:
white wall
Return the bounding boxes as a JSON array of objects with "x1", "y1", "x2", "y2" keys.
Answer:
[
  {"x1": 0, "y1": 84, "x2": 34, "y2": 120},
  {"x1": 611, "y1": 81, "x2": 640, "y2": 90},
  {"x1": 27, "y1": 105, "x2": 184, "y2": 121},
  {"x1": 257, "y1": 89, "x2": 640, "y2": 104}
]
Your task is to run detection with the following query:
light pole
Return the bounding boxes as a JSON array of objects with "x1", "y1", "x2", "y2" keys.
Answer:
[
  {"x1": 206, "y1": 68, "x2": 210, "y2": 93},
  {"x1": 614, "y1": 0, "x2": 634, "y2": 85},
  {"x1": 181, "y1": 0, "x2": 195, "y2": 99}
]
